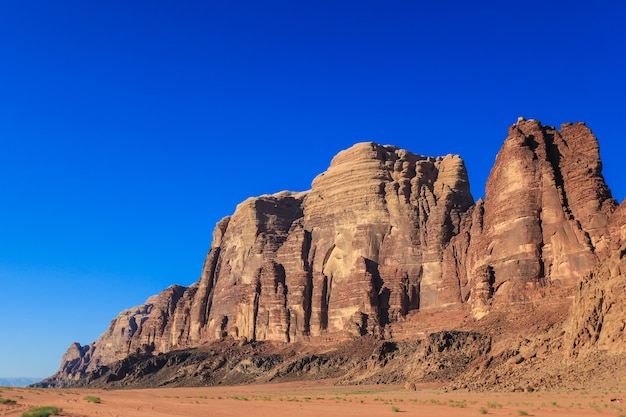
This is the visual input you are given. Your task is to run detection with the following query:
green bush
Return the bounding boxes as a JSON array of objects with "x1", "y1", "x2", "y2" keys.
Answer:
[
  {"x1": 391, "y1": 405, "x2": 400, "y2": 412},
  {"x1": 21, "y1": 406, "x2": 60, "y2": 417},
  {"x1": 84, "y1": 395, "x2": 101, "y2": 404},
  {"x1": 479, "y1": 407, "x2": 488, "y2": 414},
  {"x1": 0, "y1": 398, "x2": 17, "y2": 404},
  {"x1": 517, "y1": 411, "x2": 529, "y2": 416}
]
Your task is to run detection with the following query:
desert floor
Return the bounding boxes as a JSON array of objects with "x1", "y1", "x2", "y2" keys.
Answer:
[{"x1": 2, "y1": 381, "x2": 625, "y2": 417}]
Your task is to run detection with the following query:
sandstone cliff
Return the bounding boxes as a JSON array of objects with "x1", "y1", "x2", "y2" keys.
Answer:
[
  {"x1": 42, "y1": 119, "x2": 622, "y2": 388},
  {"x1": 466, "y1": 120, "x2": 615, "y2": 318},
  {"x1": 567, "y1": 200, "x2": 626, "y2": 356}
]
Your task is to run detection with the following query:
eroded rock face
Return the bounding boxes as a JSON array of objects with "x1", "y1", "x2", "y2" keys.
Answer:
[
  {"x1": 48, "y1": 120, "x2": 621, "y2": 384},
  {"x1": 184, "y1": 143, "x2": 475, "y2": 344},
  {"x1": 304, "y1": 143, "x2": 474, "y2": 323},
  {"x1": 50, "y1": 285, "x2": 193, "y2": 382},
  {"x1": 190, "y1": 192, "x2": 306, "y2": 344},
  {"x1": 567, "y1": 200, "x2": 626, "y2": 356},
  {"x1": 466, "y1": 119, "x2": 616, "y2": 318}
]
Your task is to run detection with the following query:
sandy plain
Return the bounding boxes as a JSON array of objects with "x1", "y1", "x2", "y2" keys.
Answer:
[{"x1": 1, "y1": 381, "x2": 625, "y2": 417}]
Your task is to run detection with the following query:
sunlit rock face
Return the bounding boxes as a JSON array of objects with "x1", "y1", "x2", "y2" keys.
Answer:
[
  {"x1": 303, "y1": 142, "x2": 474, "y2": 334},
  {"x1": 185, "y1": 142, "x2": 475, "y2": 343},
  {"x1": 567, "y1": 200, "x2": 626, "y2": 357},
  {"x1": 50, "y1": 284, "x2": 193, "y2": 382},
  {"x1": 466, "y1": 119, "x2": 615, "y2": 318},
  {"x1": 193, "y1": 192, "x2": 307, "y2": 343},
  {"x1": 49, "y1": 120, "x2": 621, "y2": 383}
]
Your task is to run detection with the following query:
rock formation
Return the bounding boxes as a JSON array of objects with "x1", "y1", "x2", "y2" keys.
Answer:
[
  {"x1": 567, "y1": 200, "x2": 626, "y2": 356},
  {"x1": 42, "y1": 119, "x2": 623, "y2": 388},
  {"x1": 466, "y1": 119, "x2": 616, "y2": 317},
  {"x1": 57, "y1": 285, "x2": 194, "y2": 380}
]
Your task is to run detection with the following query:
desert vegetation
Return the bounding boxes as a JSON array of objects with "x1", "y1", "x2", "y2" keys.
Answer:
[
  {"x1": 21, "y1": 406, "x2": 60, "y2": 417},
  {"x1": 3, "y1": 383, "x2": 626, "y2": 417},
  {"x1": 83, "y1": 395, "x2": 101, "y2": 403}
]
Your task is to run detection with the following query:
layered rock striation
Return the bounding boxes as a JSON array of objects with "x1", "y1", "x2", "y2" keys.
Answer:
[{"x1": 48, "y1": 119, "x2": 620, "y2": 385}]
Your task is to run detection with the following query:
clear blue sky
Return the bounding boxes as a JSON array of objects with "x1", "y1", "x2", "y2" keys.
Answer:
[{"x1": 1, "y1": 1, "x2": 624, "y2": 379}]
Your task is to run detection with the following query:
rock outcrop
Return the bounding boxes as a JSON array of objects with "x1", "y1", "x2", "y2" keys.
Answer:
[
  {"x1": 567, "y1": 200, "x2": 626, "y2": 356},
  {"x1": 466, "y1": 119, "x2": 615, "y2": 318},
  {"x1": 54, "y1": 285, "x2": 194, "y2": 382},
  {"x1": 41, "y1": 119, "x2": 623, "y2": 388},
  {"x1": 185, "y1": 143, "x2": 476, "y2": 346}
]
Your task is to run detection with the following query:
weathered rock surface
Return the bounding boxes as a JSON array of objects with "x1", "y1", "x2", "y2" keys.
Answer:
[
  {"x1": 40, "y1": 119, "x2": 625, "y2": 389},
  {"x1": 54, "y1": 285, "x2": 194, "y2": 382},
  {"x1": 466, "y1": 119, "x2": 616, "y2": 318},
  {"x1": 448, "y1": 200, "x2": 626, "y2": 392},
  {"x1": 567, "y1": 200, "x2": 626, "y2": 356}
]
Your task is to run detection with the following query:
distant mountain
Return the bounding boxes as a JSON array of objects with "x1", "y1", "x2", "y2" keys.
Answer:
[{"x1": 0, "y1": 377, "x2": 42, "y2": 387}]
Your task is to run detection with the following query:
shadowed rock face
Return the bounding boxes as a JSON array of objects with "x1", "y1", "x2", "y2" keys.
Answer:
[{"x1": 48, "y1": 120, "x2": 621, "y2": 385}]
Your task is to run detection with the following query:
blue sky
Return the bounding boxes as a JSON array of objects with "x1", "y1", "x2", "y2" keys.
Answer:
[{"x1": 0, "y1": 1, "x2": 624, "y2": 379}]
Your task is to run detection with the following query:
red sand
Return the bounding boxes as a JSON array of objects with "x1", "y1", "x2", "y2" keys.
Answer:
[{"x1": 1, "y1": 381, "x2": 624, "y2": 417}]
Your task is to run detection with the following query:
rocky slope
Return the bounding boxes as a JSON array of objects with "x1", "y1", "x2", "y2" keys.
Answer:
[
  {"x1": 567, "y1": 200, "x2": 626, "y2": 356},
  {"x1": 39, "y1": 119, "x2": 624, "y2": 389}
]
